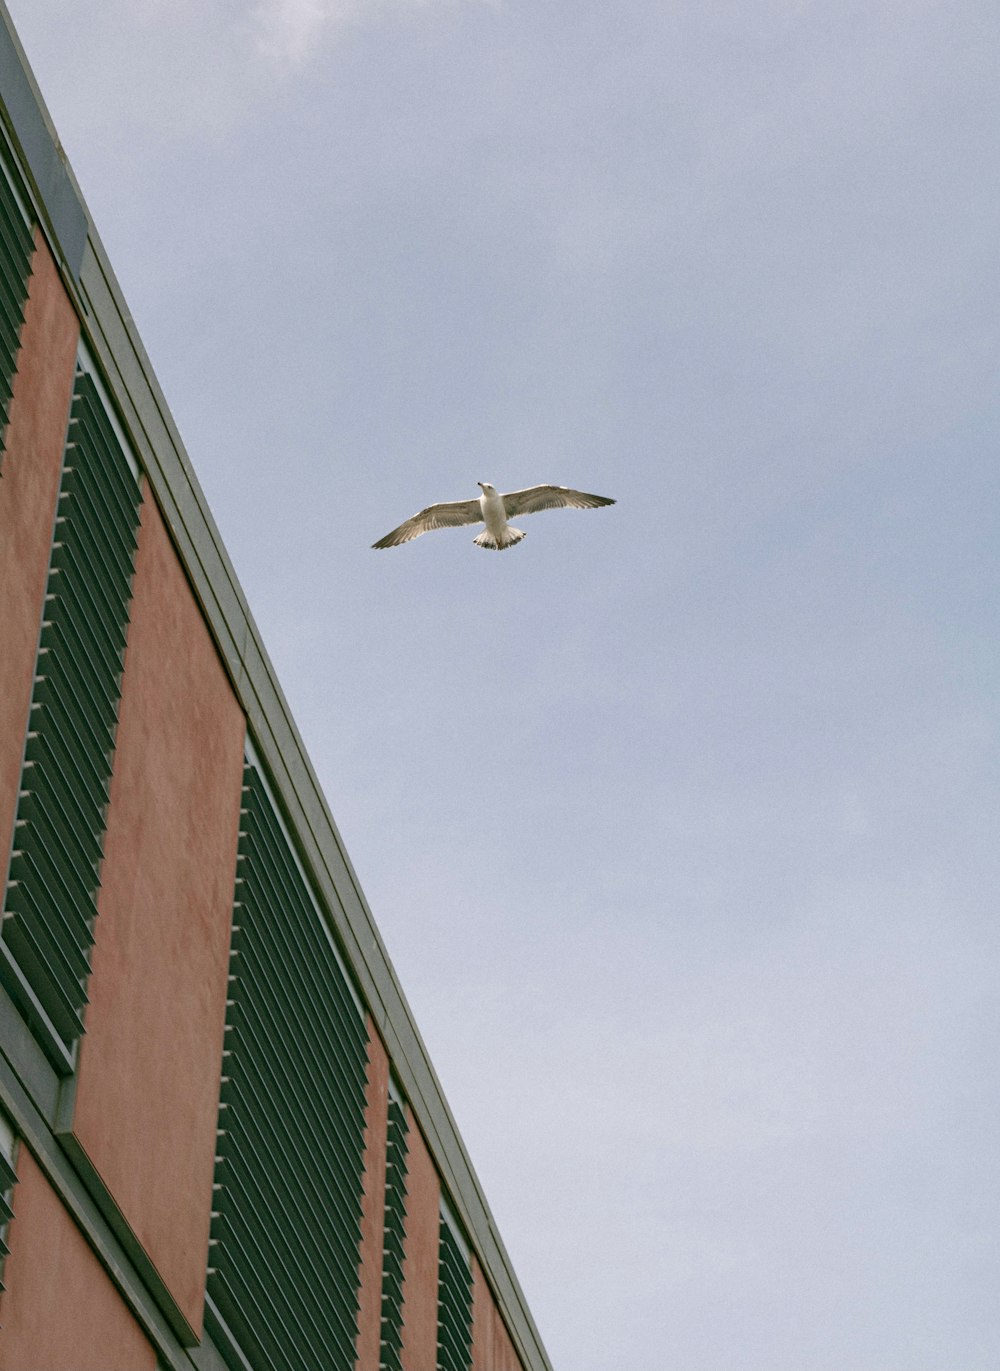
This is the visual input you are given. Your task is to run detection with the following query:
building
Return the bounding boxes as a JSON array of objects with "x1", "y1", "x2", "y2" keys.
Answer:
[{"x1": 0, "y1": 8, "x2": 552, "y2": 1370}]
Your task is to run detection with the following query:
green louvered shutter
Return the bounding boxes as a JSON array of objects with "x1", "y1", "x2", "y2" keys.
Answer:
[
  {"x1": 208, "y1": 761, "x2": 369, "y2": 1371},
  {"x1": 379, "y1": 1094, "x2": 409, "y2": 1371},
  {"x1": 437, "y1": 1209, "x2": 473, "y2": 1371},
  {"x1": 2, "y1": 368, "x2": 140, "y2": 1055},
  {"x1": 0, "y1": 1145, "x2": 16, "y2": 1292},
  {"x1": 0, "y1": 159, "x2": 33, "y2": 462}
]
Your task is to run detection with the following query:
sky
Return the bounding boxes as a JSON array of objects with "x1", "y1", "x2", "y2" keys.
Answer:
[{"x1": 7, "y1": 2, "x2": 999, "y2": 1367}]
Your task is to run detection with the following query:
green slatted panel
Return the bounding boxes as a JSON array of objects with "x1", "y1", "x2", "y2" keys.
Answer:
[
  {"x1": 208, "y1": 762, "x2": 369, "y2": 1371},
  {"x1": 0, "y1": 159, "x2": 33, "y2": 463},
  {"x1": 379, "y1": 1096, "x2": 409, "y2": 1371},
  {"x1": 2, "y1": 369, "x2": 141, "y2": 1049},
  {"x1": 437, "y1": 1213, "x2": 473, "y2": 1371},
  {"x1": 0, "y1": 1147, "x2": 16, "y2": 1292}
]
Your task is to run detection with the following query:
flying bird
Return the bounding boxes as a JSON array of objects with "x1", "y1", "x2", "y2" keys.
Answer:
[{"x1": 372, "y1": 482, "x2": 616, "y2": 551}]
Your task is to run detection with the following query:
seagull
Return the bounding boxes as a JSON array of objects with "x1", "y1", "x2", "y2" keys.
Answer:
[{"x1": 372, "y1": 482, "x2": 616, "y2": 551}]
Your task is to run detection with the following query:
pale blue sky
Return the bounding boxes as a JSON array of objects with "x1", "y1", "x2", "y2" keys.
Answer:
[{"x1": 9, "y1": 2, "x2": 999, "y2": 1367}]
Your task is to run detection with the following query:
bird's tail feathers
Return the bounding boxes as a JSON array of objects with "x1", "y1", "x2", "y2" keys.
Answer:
[{"x1": 474, "y1": 526, "x2": 526, "y2": 551}]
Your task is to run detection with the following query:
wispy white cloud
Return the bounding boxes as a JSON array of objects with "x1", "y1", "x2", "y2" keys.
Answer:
[
  {"x1": 251, "y1": 0, "x2": 489, "y2": 66},
  {"x1": 10, "y1": 0, "x2": 491, "y2": 146},
  {"x1": 251, "y1": 0, "x2": 342, "y2": 64}
]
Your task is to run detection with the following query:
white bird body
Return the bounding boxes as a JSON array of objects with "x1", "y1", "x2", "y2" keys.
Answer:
[
  {"x1": 475, "y1": 482, "x2": 526, "y2": 551},
  {"x1": 480, "y1": 483, "x2": 507, "y2": 534},
  {"x1": 372, "y1": 481, "x2": 615, "y2": 551}
]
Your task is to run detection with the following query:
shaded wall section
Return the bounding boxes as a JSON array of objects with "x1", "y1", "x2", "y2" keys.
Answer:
[
  {"x1": 0, "y1": 1146, "x2": 157, "y2": 1371},
  {"x1": 69, "y1": 488, "x2": 246, "y2": 1336},
  {"x1": 473, "y1": 1256, "x2": 524, "y2": 1371},
  {"x1": 0, "y1": 229, "x2": 77, "y2": 883},
  {"x1": 356, "y1": 1021, "x2": 389, "y2": 1371},
  {"x1": 400, "y1": 1115, "x2": 440, "y2": 1371}
]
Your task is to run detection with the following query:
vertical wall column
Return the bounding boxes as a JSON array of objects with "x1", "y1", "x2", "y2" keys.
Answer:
[
  {"x1": 400, "y1": 1119, "x2": 441, "y2": 1371},
  {"x1": 67, "y1": 488, "x2": 246, "y2": 1338},
  {"x1": 0, "y1": 1148, "x2": 157, "y2": 1371},
  {"x1": 472, "y1": 1257, "x2": 524, "y2": 1371}
]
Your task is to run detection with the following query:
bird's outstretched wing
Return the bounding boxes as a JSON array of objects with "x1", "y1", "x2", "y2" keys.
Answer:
[
  {"x1": 372, "y1": 498, "x2": 483, "y2": 548},
  {"x1": 502, "y1": 485, "x2": 616, "y2": 518}
]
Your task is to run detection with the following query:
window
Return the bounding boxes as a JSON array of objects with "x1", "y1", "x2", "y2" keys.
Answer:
[
  {"x1": 379, "y1": 1083, "x2": 409, "y2": 1371},
  {"x1": 0, "y1": 150, "x2": 34, "y2": 463},
  {"x1": 207, "y1": 757, "x2": 369, "y2": 1371},
  {"x1": 1, "y1": 360, "x2": 141, "y2": 1063},
  {"x1": 0, "y1": 1109, "x2": 17, "y2": 1293},
  {"x1": 437, "y1": 1199, "x2": 473, "y2": 1371}
]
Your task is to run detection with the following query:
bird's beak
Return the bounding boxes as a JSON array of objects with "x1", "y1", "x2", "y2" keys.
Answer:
[{"x1": 477, "y1": 482, "x2": 485, "y2": 490}]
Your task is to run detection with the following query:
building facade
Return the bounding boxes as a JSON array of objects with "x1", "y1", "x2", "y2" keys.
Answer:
[{"x1": 0, "y1": 8, "x2": 551, "y2": 1371}]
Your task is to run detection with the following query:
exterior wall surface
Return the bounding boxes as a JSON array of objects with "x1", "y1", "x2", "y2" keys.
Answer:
[
  {"x1": 0, "y1": 1147, "x2": 157, "y2": 1371},
  {"x1": 473, "y1": 1257, "x2": 525, "y2": 1371},
  {"x1": 0, "y1": 9, "x2": 553, "y2": 1370},
  {"x1": 0, "y1": 229, "x2": 77, "y2": 881},
  {"x1": 400, "y1": 1115, "x2": 441, "y2": 1371},
  {"x1": 355, "y1": 1021, "x2": 390, "y2": 1371},
  {"x1": 69, "y1": 488, "x2": 246, "y2": 1335}
]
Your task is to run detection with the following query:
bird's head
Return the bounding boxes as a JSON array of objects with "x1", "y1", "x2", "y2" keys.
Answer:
[{"x1": 478, "y1": 482, "x2": 495, "y2": 494}]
